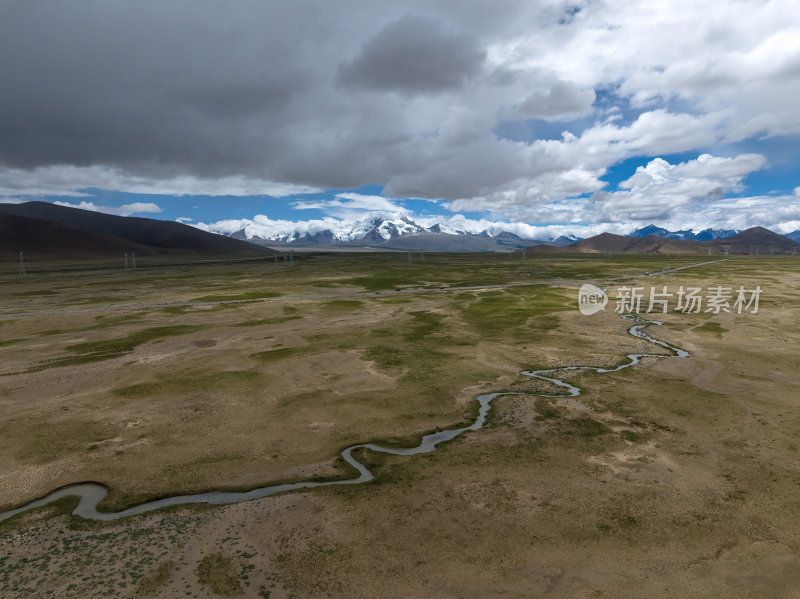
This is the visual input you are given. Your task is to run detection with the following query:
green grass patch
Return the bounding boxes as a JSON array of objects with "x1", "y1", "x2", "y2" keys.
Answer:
[
  {"x1": 78, "y1": 295, "x2": 131, "y2": 305},
  {"x1": 135, "y1": 560, "x2": 174, "y2": 596},
  {"x1": 693, "y1": 321, "x2": 729, "y2": 338},
  {"x1": 460, "y1": 286, "x2": 568, "y2": 341},
  {"x1": 114, "y1": 370, "x2": 260, "y2": 399},
  {"x1": 22, "y1": 325, "x2": 201, "y2": 373},
  {"x1": 159, "y1": 306, "x2": 189, "y2": 315},
  {"x1": 249, "y1": 347, "x2": 308, "y2": 362},
  {"x1": 0, "y1": 337, "x2": 25, "y2": 348},
  {"x1": 0, "y1": 496, "x2": 80, "y2": 533},
  {"x1": 620, "y1": 429, "x2": 651, "y2": 443},
  {"x1": 9, "y1": 419, "x2": 112, "y2": 464},
  {"x1": 10, "y1": 289, "x2": 58, "y2": 297},
  {"x1": 68, "y1": 325, "x2": 200, "y2": 356},
  {"x1": 560, "y1": 416, "x2": 610, "y2": 439},
  {"x1": 191, "y1": 290, "x2": 281, "y2": 302},
  {"x1": 320, "y1": 299, "x2": 364, "y2": 311},
  {"x1": 195, "y1": 554, "x2": 243, "y2": 596},
  {"x1": 534, "y1": 398, "x2": 561, "y2": 421},
  {"x1": 235, "y1": 314, "x2": 302, "y2": 327},
  {"x1": 404, "y1": 310, "x2": 445, "y2": 341},
  {"x1": 344, "y1": 270, "x2": 419, "y2": 292},
  {"x1": 25, "y1": 353, "x2": 123, "y2": 372},
  {"x1": 38, "y1": 313, "x2": 146, "y2": 336}
]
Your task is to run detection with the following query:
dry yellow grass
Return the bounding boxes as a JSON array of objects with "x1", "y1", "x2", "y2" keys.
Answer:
[{"x1": 1, "y1": 254, "x2": 798, "y2": 598}]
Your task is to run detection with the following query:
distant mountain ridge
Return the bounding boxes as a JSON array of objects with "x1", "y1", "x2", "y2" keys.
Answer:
[
  {"x1": 218, "y1": 216, "x2": 799, "y2": 252},
  {"x1": 228, "y1": 215, "x2": 579, "y2": 252},
  {"x1": 4, "y1": 201, "x2": 799, "y2": 256},
  {"x1": 0, "y1": 201, "x2": 271, "y2": 260},
  {"x1": 528, "y1": 226, "x2": 800, "y2": 255},
  {"x1": 0, "y1": 212, "x2": 156, "y2": 260},
  {"x1": 627, "y1": 224, "x2": 740, "y2": 241}
]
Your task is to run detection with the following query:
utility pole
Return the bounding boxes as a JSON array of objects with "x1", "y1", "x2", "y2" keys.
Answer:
[
  {"x1": 124, "y1": 252, "x2": 129, "y2": 270},
  {"x1": 408, "y1": 251, "x2": 412, "y2": 264},
  {"x1": 19, "y1": 251, "x2": 25, "y2": 276},
  {"x1": 131, "y1": 252, "x2": 136, "y2": 269},
  {"x1": 522, "y1": 250, "x2": 526, "y2": 260},
  {"x1": 721, "y1": 245, "x2": 730, "y2": 256}
]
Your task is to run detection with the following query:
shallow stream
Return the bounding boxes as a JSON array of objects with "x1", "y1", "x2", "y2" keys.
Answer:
[{"x1": 0, "y1": 313, "x2": 689, "y2": 523}]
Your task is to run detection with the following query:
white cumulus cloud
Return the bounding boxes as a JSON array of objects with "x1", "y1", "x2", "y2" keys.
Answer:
[
  {"x1": 591, "y1": 153, "x2": 768, "y2": 222},
  {"x1": 54, "y1": 200, "x2": 162, "y2": 217}
]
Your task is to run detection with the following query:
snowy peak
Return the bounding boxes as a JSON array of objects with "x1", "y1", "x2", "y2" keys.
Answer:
[
  {"x1": 365, "y1": 216, "x2": 427, "y2": 241},
  {"x1": 550, "y1": 234, "x2": 582, "y2": 246},
  {"x1": 221, "y1": 214, "x2": 554, "y2": 251},
  {"x1": 693, "y1": 227, "x2": 739, "y2": 241},
  {"x1": 234, "y1": 215, "x2": 533, "y2": 245}
]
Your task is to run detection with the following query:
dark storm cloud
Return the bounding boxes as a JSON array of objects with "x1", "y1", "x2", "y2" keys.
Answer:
[
  {"x1": 517, "y1": 80, "x2": 596, "y2": 119},
  {"x1": 0, "y1": 0, "x2": 500, "y2": 191},
  {"x1": 336, "y1": 15, "x2": 486, "y2": 93},
  {"x1": 0, "y1": 0, "x2": 554, "y2": 197},
  {"x1": 0, "y1": 0, "x2": 795, "y2": 229},
  {"x1": 0, "y1": 1, "x2": 320, "y2": 176}
]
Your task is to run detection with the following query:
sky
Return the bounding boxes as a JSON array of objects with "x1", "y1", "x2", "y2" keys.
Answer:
[{"x1": 1, "y1": 0, "x2": 800, "y2": 240}]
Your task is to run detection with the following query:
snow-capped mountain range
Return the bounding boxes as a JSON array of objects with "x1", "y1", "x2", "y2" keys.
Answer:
[
  {"x1": 223, "y1": 215, "x2": 580, "y2": 251},
  {"x1": 204, "y1": 214, "x2": 800, "y2": 252}
]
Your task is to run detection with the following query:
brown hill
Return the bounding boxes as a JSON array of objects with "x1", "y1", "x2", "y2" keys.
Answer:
[
  {"x1": 0, "y1": 201, "x2": 270, "y2": 256},
  {"x1": 571, "y1": 232, "x2": 637, "y2": 252},
  {"x1": 537, "y1": 233, "x2": 709, "y2": 254},
  {"x1": 528, "y1": 227, "x2": 800, "y2": 255},
  {"x1": 1, "y1": 212, "x2": 159, "y2": 260},
  {"x1": 710, "y1": 226, "x2": 800, "y2": 254},
  {"x1": 622, "y1": 236, "x2": 708, "y2": 254}
]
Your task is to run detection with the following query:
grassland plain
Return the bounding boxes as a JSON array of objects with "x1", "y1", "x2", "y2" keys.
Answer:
[{"x1": 0, "y1": 253, "x2": 799, "y2": 597}]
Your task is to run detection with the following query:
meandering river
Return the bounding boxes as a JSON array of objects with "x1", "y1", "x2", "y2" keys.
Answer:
[{"x1": 0, "y1": 313, "x2": 689, "y2": 523}]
